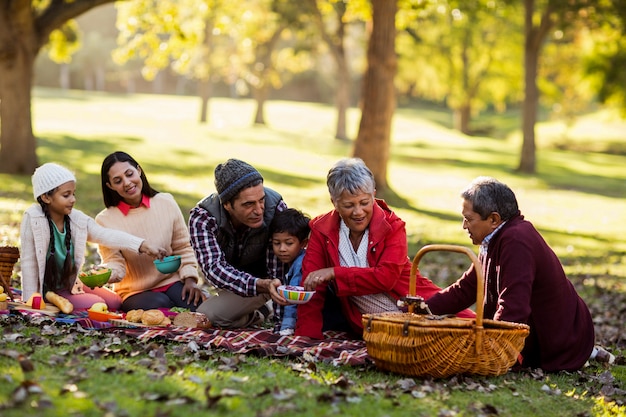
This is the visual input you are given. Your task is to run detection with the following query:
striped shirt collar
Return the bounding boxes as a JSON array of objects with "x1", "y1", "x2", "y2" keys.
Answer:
[{"x1": 479, "y1": 220, "x2": 507, "y2": 257}]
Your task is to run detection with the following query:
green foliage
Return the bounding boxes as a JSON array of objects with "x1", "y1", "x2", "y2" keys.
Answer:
[
  {"x1": 584, "y1": 19, "x2": 626, "y2": 115},
  {"x1": 113, "y1": 0, "x2": 310, "y2": 90},
  {"x1": 114, "y1": 0, "x2": 219, "y2": 80},
  {"x1": 539, "y1": 35, "x2": 593, "y2": 128},
  {"x1": 44, "y1": 20, "x2": 82, "y2": 64},
  {"x1": 396, "y1": 0, "x2": 524, "y2": 117}
]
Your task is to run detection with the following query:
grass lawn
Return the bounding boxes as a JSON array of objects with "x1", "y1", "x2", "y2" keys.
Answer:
[{"x1": 0, "y1": 87, "x2": 625, "y2": 416}]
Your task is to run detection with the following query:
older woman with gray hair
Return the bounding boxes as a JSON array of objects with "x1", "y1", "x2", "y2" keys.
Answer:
[{"x1": 295, "y1": 158, "x2": 452, "y2": 339}]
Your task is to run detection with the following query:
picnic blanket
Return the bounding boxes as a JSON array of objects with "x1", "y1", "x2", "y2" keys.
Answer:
[
  {"x1": 5, "y1": 307, "x2": 371, "y2": 367},
  {"x1": 103, "y1": 326, "x2": 371, "y2": 367}
]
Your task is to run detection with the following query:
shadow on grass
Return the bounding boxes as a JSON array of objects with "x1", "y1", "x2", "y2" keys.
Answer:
[
  {"x1": 535, "y1": 155, "x2": 626, "y2": 199},
  {"x1": 393, "y1": 139, "x2": 626, "y2": 200},
  {"x1": 382, "y1": 187, "x2": 460, "y2": 223},
  {"x1": 395, "y1": 102, "x2": 546, "y2": 140},
  {"x1": 34, "y1": 133, "x2": 326, "y2": 218},
  {"x1": 37, "y1": 134, "x2": 143, "y2": 158},
  {"x1": 35, "y1": 87, "x2": 137, "y2": 102},
  {"x1": 33, "y1": 135, "x2": 207, "y2": 217}
]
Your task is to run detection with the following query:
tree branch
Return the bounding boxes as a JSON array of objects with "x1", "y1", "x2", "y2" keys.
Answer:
[{"x1": 35, "y1": 0, "x2": 119, "y2": 48}]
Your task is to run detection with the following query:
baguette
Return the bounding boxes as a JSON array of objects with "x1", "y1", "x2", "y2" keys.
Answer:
[{"x1": 45, "y1": 291, "x2": 74, "y2": 314}]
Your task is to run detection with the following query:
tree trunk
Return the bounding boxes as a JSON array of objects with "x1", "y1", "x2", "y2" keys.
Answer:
[
  {"x1": 457, "y1": 28, "x2": 472, "y2": 136},
  {"x1": 95, "y1": 66, "x2": 105, "y2": 91},
  {"x1": 308, "y1": 0, "x2": 351, "y2": 141},
  {"x1": 334, "y1": 42, "x2": 350, "y2": 142},
  {"x1": 329, "y1": 3, "x2": 350, "y2": 142},
  {"x1": 0, "y1": 0, "x2": 117, "y2": 174},
  {"x1": 353, "y1": 0, "x2": 397, "y2": 194},
  {"x1": 250, "y1": 26, "x2": 285, "y2": 126},
  {"x1": 0, "y1": 5, "x2": 39, "y2": 175},
  {"x1": 60, "y1": 63, "x2": 71, "y2": 89},
  {"x1": 198, "y1": 16, "x2": 214, "y2": 124},
  {"x1": 198, "y1": 78, "x2": 212, "y2": 124},
  {"x1": 518, "y1": 0, "x2": 553, "y2": 174},
  {"x1": 0, "y1": 53, "x2": 38, "y2": 175},
  {"x1": 520, "y1": 42, "x2": 538, "y2": 172},
  {"x1": 519, "y1": 0, "x2": 538, "y2": 173},
  {"x1": 454, "y1": 105, "x2": 471, "y2": 135},
  {"x1": 253, "y1": 84, "x2": 269, "y2": 125}
]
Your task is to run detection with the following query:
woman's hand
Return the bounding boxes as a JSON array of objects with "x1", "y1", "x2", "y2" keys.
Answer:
[
  {"x1": 302, "y1": 268, "x2": 335, "y2": 291},
  {"x1": 138, "y1": 241, "x2": 167, "y2": 259},
  {"x1": 181, "y1": 278, "x2": 206, "y2": 306}
]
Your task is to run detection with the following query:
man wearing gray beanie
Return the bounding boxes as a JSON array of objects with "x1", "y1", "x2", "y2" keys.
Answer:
[{"x1": 189, "y1": 159, "x2": 289, "y2": 329}]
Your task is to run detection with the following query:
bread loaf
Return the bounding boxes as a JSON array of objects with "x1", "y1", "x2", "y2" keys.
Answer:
[
  {"x1": 141, "y1": 309, "x2": 166, "y2": 325},
  {"x1": 173, "y1": 311, "x2": 212, "y2": 329},
  {"x1": 126, "y1": 309, "x2": 144, "y2": 323},
  {"x1": 125, "y1": 309, "x2": 171, "y2": 326}
]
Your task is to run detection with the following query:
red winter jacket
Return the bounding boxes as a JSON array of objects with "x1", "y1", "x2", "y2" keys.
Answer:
[{"x1": 295, "y1": 199, "x2": 445, "y2": 339}]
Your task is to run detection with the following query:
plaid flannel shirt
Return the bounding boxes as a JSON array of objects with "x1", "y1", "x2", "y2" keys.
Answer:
[{"x1": 189, "y1": 201, "x2": 287, "y2": 329}]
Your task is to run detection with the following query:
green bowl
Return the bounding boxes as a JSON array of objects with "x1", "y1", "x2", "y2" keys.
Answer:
[
  {"x1": 154, "y1": 255, "x2": 181, "y2": 274},
  {"x1": 79, "y1": 268, "x2": 112, "y2": 289}
]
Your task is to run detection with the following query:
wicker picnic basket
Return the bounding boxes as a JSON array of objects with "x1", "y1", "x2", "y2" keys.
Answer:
[
  {"x1": 362, "y1": 244, "x2": 530, "y2": 378},
  {"x1": 0, "y1": 246, "x2": 19, "y2": 301}
]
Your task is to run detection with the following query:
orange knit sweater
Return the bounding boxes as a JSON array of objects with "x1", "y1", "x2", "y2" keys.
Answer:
[{"x1": 95, "y1": 193, "x2": 200, "y2": 301}]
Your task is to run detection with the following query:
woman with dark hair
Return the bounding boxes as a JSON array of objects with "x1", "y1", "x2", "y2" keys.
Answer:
[
  {"x1": 20, "y1": 163, "x2": 164, "y2": 312},
  {"x1": 95, "y1": 151, "x2": 205, "y2": 312}
]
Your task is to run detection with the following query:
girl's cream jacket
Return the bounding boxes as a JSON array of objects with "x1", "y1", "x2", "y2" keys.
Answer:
[{"x1": 19, "y1": 204, "x2": 144, "y2": 302}]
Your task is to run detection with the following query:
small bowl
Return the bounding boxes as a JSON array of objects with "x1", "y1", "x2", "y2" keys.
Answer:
[
  {"x1": 278, "y1": 285, "x2": 315, "y2": 305},
  {"x1": 79, "y1": 268, "x2": 112, "y2": 289},
  {"x1": 154, "y1": 255, "x2": 181, "y2": 274},
  {"x1": 88, "y1": 310, "x2": 122, "y2": 322}
]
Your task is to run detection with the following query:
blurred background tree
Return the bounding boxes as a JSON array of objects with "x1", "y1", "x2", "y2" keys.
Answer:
[
  {"x1": 0, "y1": 0, "x2": 117, "y2": 175},
  {"x1": 397, "y1": 0, "x2": 523, "y2": 136},
  {"x1": 1, "y1": 0, "x2": 625, "y2": 183}
]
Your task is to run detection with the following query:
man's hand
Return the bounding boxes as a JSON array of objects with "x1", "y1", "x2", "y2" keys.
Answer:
[
  {"x1": 257, "y1": 278, "x2": 287, "y2": 305},
  {"x1": 181, "y1": 278, "x2": 206, "y2": 306}
]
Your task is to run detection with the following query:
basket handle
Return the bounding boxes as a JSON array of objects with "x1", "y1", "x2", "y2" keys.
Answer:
[{"x1": 410, "y1": 244, "x2": 484, "y2": 328}]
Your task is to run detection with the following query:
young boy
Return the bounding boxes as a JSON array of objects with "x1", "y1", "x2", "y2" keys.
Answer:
[{"x1": 269, "y1": 208, "x2": 310, "y2": 336}]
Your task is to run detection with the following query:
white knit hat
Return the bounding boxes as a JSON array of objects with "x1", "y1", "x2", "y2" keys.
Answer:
[{"x1": 32, "y1": 163, "x2": 76, "y2": 199}]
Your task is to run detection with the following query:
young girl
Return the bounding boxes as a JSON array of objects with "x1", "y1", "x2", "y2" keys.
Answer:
[
  {"x1": 20, "y1": 163, "x2": 165, "y2": 311},
  {"x1": 95, "y1": 151, "x2": 205, "y2": 311}
]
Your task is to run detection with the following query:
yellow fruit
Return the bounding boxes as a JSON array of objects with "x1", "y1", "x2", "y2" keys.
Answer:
[
  {"x1": 0, "y1": 285, "x2": 4, "y2": 293},
  {"x1": 89, "y1": 302, "x2": 108, "y2": 313},
  {"x1": 0, "y1": 293, "x2": 7, "y2": 301}
]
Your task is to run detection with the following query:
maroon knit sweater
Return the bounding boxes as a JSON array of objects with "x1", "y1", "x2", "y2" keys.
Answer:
[{"x1": 427, "y1": 214, "x2": 594, "y2": 372}]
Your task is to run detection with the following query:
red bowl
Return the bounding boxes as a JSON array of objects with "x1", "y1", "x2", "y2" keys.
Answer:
[{"x1": 88, "y1": 310, "x2": 122, "y2": 322}]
